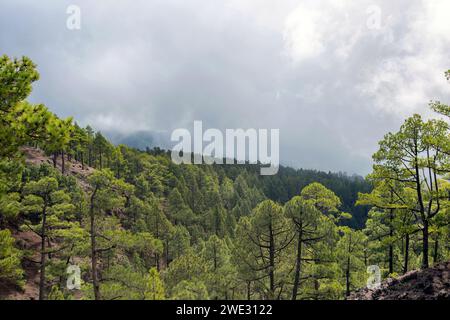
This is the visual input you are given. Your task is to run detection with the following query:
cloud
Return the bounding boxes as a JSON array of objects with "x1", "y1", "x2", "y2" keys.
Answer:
[
  {"x1": 283, "y1": 5, "x2": 326, "y2": 62},
  {"x1": 1, "y1": 0, "x2": 449, "y2": 174}
]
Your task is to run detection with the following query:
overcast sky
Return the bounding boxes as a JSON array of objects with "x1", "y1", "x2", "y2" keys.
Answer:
[{"x1": 1, "y1": 0, "x2": 450, "y2": 174}]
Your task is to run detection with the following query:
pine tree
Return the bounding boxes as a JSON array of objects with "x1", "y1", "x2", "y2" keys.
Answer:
[
  {"x1": 0, "y1": 229, "x2": 23, "y2": 286},
  {"x1": 0, "y1": 55, "x2": 40, "y2": 157},
  {"x1": 234, "y1": 200, "x2": 293, "y2": 299},
  {"x1": 284, "y1": 196, "x2": 323, "y2": 300},
  {"x1": 369, "y1": 115, "x2": 448, "y2": 268},
  {"x1": 22, "y1": 176, "x2": 76, "y2": 300},
  {"x1": 144, "y1": 267, "x2": 165, "y2": 300},
  {"x1": 201, "y1": 235, "x2": 237, "y2": 299},
  {"x1": 171, "y1": 280, "x2": 209, "y2": 300},
  {"x1": 86, "y1": 169, "x2": 124, "y2": 300},
  {"x1": 357, "y1": 181, "x2": 415, "y2": 275},
  {"x1": 164, "y1": 248, "x2": 208, "y2": 297},
  {"x1": 336, "y1": 228, "x2": 366, "y2": 298},
  {"x1": 43, "y1": 117, "x2": 73, "y2": 173}
]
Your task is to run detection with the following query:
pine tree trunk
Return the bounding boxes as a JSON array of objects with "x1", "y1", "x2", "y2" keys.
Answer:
[
  {"x1": 213, "y1": 244, "x2": 217, "y2": 271},
  {"x1": 165, "y1": 239, "x2": 170, "y2": 267},
  {"x1": 90, "y1": 190, "x2": 101, "y2": 300},
  {"x1": 388, "y1": 209, "x2": 394, "y2": 274},
  {"x1": 53, "y1": 153, "x2": 57, "y2": 168},
  {"x1": 433, "y1": 239, "x2": 439, "y2": 264},
  {"x1": 268, "y1": 223, "x2": 275, "y2": 299},
  {"x1": 345, "y1": 234, "x2": 352, "y2": 298},
  {"x1": 292, "y1": 227, "x2": 303, "y2": 300},
  {"x1": 39, "y1": 205, "x2": 47, "y2": 300},
  {"x1": 414, "y1": 142, "x2": 428, "y2": 269},
  {"x1": 422, "y1": 220, "x2": 429, "y2": 269},
  {"x1": 155, "y1": 253, "x2": 160, "y2": 272},
  {"x1": 345, "y1": 256, "x2": 351, "y2": 298},
  {"x1": 403, "y1": 233, "x2": 410, "y2": 274},
  {"x1": 61, "y1": 151, "x2": 65, "y2": 174}
]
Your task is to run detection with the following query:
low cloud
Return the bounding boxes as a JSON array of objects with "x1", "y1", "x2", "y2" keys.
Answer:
[{"x1": 1, "y1": 0, "x2": 449, "y2": 174}]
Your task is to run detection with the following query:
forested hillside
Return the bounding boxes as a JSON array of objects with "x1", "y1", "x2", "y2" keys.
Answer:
[{"x1": 1, "y1": 55, "x2": 449, "y2": 300}]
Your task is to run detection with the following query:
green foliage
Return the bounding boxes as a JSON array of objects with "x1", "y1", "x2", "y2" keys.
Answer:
[
  {"x1": 336, "y1": 227, "x2": 367, "y2": 297},
  {"x1": 201, "y1": 235, "x2": 237, "y2": 299},
  {"x1": 20, "y1": 175, "x2": 80, "y2": 299},
  {"x1": 234, "y1": 200, "x2": 293, "y2": 299},
  {"x1": 0, "y1": 229, "x2": 23, "y2": 286},
  {"x1": 0, "y1": 55, "x2": 57, "y2": 158},
  {"x1": 284, "y1": 193, "x2": 340, "y2": 300},
  {"x1": 301, "y1": 182, "x2": 347, "y2": 222},
  {"x1": 164, "y1": 248, "x2": 208, "y2": 296},
  {"x1": 0, "y1": 55, "x2": 39, "y2": 111},
  {"x1": 366, "y1": 112, "x2": 449, "y2": 269},
  {"x1": 145, "y1": 267, "x2": 165, "y2": 300},
  {"x1": 171, "y1": 280, "x2": 209, "y2": 300},
  {"x1": 0, "y1": 192, "x2": 21, "y2": 223},
  {"x1": 2, "y1": 55, "x2": 449, "y2": 301},
  {"x1": 47, "y1": 286, "x2": 66, "y2": 300}
]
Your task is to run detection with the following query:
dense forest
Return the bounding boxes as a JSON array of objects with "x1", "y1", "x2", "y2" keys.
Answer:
[{"x1": 0, "y1": 55, "x2": 449, "y2": 300}]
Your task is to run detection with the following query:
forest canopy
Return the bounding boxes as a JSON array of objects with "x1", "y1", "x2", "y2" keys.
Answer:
[{"x1": 0, "y1": 55, "x2": 449, "y2": 300}]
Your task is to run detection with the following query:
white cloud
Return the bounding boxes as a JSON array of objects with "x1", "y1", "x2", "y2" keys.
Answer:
[
  {"x1": 356, "y1": 0, "x2": 450, "y2": 117},
  {"x1": 283, "y1": 4, "x2": 325, "y2": 63},
  {"x1": 282, "y1": 0, "x2": 370, "y2": 64},
  {"x1": 1, "y1": 0, "x2": 450, "y2": 174}
]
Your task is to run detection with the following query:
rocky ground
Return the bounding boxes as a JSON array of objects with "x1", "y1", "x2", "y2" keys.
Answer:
[
  {"x1": 22, "y1": 146, "x2": 94, "y2": 191},
  {"x1": 350, "y1": 261, "x2": 450, "y2": 300},
  {"x1": 0, "y1": 231, "x2": 41, "y2": 300}
]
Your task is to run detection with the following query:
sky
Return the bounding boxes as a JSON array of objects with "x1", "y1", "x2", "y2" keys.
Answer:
[{"x1": 1, "y1": 0, "x2": 450, "y2": 175}]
